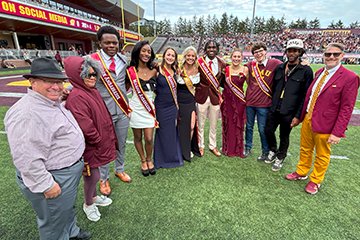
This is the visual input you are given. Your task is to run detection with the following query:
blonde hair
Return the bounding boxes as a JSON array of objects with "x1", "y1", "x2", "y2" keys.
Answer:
[
  {"x1": 230, "y1": 48, "x2": 243, "y2": 58},
  {"x1": 181, "y1": 46, "x2": 198, "y2": 68}
]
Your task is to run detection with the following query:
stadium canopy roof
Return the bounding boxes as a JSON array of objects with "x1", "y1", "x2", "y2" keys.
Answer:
[{"x1": 59, "y1": 0, "x2": 144, "y2": 26}]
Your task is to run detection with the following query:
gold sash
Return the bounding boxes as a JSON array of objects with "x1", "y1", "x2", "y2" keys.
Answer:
[
  {"x1": 197, "y1": 57, "x2": 222, "y2": 102},
  {"x1": 181, "y1": 68, "x2": 195, "y2": 96},
  {"x1": 161, "y1": 66, "x2": 179, "y2": 109},
  {"x1": 225, "y1": 66, "x2": 246, "y2": 103},
  {"x1": 251, "y1": 61, "x2": 272, "y2": 98}
]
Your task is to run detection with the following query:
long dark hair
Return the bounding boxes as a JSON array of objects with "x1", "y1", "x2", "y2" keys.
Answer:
[
  {"x1": 161, "y1": 47, "x2": 178, "y2": 72},
  {"x1": 129, "y1": 40, "x2": 155, "y2": 70}
]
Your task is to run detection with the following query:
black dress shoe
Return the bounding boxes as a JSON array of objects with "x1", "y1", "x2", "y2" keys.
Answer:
[
  {"x1": 146, "y1": 160, "x2": 156, "y2": 175},
  {"x1": 70, "y1": 229, "x2": 91, "y2": 240},
  {"x1": 148, "y1": 166, "x2": 156, "y2": 175},
  {"x1": 141, "y1": 168, "x2": 150, "y2": 177}
]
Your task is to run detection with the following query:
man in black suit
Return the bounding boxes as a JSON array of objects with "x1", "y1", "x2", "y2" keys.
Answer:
[{"x1": 264, "y1": 39, "x2": 314, "y2": 171}]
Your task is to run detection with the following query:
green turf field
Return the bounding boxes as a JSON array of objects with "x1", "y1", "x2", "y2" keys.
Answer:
[
  {"x1": 1, "y1": 103, "x2": 360, "y2": 239},
  {"x1": 0, "y1": 69, "x2": 30, "y2": 76}
]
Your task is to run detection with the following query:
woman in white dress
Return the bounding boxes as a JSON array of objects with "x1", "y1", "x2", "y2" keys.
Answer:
[
  {"x1": 126, "y1": 41, "x2": 157, "y2": 176},
  {"x1": 176, "y1": 46, "x2": 201, "y2": 161}
]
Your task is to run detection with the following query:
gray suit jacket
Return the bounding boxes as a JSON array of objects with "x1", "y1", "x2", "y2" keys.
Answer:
[{"x1": 95, "y1": 53, "x2": 128, "y2": 117}]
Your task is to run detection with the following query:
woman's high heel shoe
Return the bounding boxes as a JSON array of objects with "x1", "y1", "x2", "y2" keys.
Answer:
[
  {"x1": 147, "y1": 160, "x2": 156, "y2": 175},
  {"x1": 141, "y1": 160, "x2": 149, "y2": 177}
]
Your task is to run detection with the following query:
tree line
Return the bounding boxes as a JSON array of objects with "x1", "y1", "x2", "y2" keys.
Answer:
[{"x1": 129, "y1": 13, "x2": 360, "y2": 37}]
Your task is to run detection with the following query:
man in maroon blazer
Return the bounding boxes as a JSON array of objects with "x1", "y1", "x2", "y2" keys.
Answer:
[
  {"x1": 195, "y1": 40, "x2": 226, "y2": 157},
  {"x1": 286, "y1": 43, "x2": 360, "y2": 195}
]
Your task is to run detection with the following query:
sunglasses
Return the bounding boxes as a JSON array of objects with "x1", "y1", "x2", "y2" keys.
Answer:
[
  {"x1": 87, "y1": 72, "x2": 97, "y2": 78},
  {"x1": 324, "y1": 52, "x2": 342, "y2": 58}
]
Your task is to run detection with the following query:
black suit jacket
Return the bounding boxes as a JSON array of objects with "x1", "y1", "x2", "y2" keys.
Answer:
[{"x1": 270, "y1": 61, "x2": 314, "y2": 118}]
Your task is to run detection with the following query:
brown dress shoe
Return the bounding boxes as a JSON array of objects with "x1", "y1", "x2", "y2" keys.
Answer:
[
  {"x1": 115, "y1": 172, "x2": 132, "y2": 183},
  {"x1": 210, "y1": 148, "x2": 221, "y2": 157},
  {"x1": 199, "y1": 147, "x2": 204, "y2": 157},
  {"x1": 99, "y1": 180, "x2": 111, "y2": 196}
]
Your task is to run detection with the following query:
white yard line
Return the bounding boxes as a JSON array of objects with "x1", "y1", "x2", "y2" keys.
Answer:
[
  {"x1": 0, "y1": 92, "x2": 26, "y2": 98},
  {"x1": 330, "y1": 155, "x2": 349, "y2": 160},
  {"x1": 0, "y1": 75, "x2": 23, "y2": 80}
]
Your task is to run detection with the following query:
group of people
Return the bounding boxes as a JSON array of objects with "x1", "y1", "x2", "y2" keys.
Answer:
[{"x1": 4, "y1": 24, "x2": 359, "y2": 239}]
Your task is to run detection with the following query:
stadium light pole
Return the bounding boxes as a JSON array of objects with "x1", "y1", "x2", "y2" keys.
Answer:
[
  {"x1": 250, "y1": 0, "x2": 256, "y2": 41},
  {"x1": 153, "y1": 0, "x2": 156, "y2": 37}
]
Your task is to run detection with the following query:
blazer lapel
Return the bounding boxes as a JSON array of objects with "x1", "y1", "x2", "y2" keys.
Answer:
[{"x1": 320, "y1": 66, "x2": 343, "y2": 95}]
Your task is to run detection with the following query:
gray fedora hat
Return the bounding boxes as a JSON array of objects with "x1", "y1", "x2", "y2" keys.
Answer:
[{"x1": 23, "y1": 57, "x2": 68, "y2": 80}]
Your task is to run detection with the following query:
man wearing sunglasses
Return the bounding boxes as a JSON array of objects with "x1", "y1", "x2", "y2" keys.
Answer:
[{"x1": 286, "y1": 43, "x2": 360, "y2": 195}]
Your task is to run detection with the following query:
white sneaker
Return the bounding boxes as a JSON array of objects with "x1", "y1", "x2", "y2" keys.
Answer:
[
  {"x1": 265, "y1": 151, "x2": 276, "y2": 164},
  {"x1": 272, "y1": 158, "x2": 285, "y2": 172},
  {"x1": 190, "y1": 152, "x2": 194, "y2": 158},
  {"x1": 83, "y1": 203, "x2": 100, "y2": 222},
  {"x1": 93, "y1": 195, "x2": 113, "y2": 207}
]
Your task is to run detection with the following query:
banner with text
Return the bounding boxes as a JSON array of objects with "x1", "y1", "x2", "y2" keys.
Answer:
[{"x1": 0, "y1": 0, "x2": 141, "y2": 41}]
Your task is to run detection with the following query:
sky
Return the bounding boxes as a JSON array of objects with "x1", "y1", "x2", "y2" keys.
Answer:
[{"x1": 134, "y1": 0, "x2": 359, "y2": 28}]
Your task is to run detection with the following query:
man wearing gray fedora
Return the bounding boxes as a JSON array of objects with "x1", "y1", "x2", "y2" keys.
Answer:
[{"x1": 4, "y1": 58, "x2": 91, "y2": 240}]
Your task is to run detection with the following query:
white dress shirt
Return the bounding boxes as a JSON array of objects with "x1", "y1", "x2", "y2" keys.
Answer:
[
  {"x1": 205, "y1": 56, "x2": 219, "y2": 75},
  {"x1": 100, "y1": 49, "x2": 126, "y2": 76}
]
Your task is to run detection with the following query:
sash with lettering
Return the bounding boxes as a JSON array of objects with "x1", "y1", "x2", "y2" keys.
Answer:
[
  {"x1": 161, "y1": 66, "x2": 179, "y2": 109},
  {"x1": 90, "y1": 52, "x2": 131, "y2": 116},
  {"x1": 251, "y1": 61, "x2": 272, "y2": 98},
  {"x1": 181, "y1": 69, "x2": 195, "y2": 96},
  {"x1": 126, "y1": 66, "x2": 159, "y2": 128},
  {"x1": 197, "y1": 57, "x2": 222, "y2": 103},
  {"x1": 225, "y1": 66, "x2": 246, "y2": 103}
]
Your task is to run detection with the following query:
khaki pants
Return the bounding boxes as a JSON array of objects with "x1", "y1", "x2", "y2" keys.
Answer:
[
  {"x1": 296, "y1": 114, "x2": 331, "y2": 184},
  {"x1": 197, "y1": 97, "x2": 220, "y2": 150}
]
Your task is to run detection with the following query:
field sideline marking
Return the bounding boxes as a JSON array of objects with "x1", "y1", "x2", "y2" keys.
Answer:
[
  {"x1": 0, "y1": 92, "x2": 26, "y2": 98},
  {"x1": 0, "y1": 75, "x2": 23, "y2": 80}
]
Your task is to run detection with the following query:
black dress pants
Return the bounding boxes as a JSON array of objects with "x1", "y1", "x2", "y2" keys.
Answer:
[{"x1": 265, "y1": 110, "x2": 293, "y2": 160}]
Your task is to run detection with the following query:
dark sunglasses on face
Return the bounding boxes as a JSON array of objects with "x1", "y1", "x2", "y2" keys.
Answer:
[
  {"x1": 324, "y1": 52, "x2": 342, "y2": 58},
  {"x1": 87, "y1": 72, "x2": 97, "y2": 78}
]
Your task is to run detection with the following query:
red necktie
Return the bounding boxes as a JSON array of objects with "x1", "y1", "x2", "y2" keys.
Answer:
[
  {"x1": 208, "y1": 60, "x2": 213, "y2": 71},
  {"x1": 109, "y1": 57, "x2": 116, "y2": 73}
]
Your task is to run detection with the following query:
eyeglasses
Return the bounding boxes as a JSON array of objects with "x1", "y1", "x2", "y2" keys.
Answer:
[
  {"x1": 324, "y1": 52, "x2": 342, "y2": 58},
  {"x1": 87, "y1": 72, "x2": 97, "y2": 78},
  {"x1": 253, "y1": 49, "x2": 265, "y2": 55}
]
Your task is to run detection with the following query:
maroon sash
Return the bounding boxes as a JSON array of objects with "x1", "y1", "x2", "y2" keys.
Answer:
[
  {"x1": 198, "y1": 57, "x2": 222, "y2": 102},
  {"x1": 251, "y1": 61, "x2": 272, "y2": 98},
  {"x1": 225, "y1": 66, "x2": 246, "y2": 103},
  {"x1": 126, "y1": 66, "x2": 158, "y2": 128},
  {"x1": 161, "y1": 66, "x2": 178, "y2": 109},
  {"x1": 90, "y1": 52, "x2": 131, "y2": 116}
]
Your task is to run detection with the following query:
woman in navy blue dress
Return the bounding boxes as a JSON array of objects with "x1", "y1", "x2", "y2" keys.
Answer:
[{"x1": 154, "y1": 47, "x2": 183, "y2": 168}]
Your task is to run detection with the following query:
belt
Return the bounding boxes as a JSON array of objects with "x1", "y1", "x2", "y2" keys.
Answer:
[{"x1": 68, "y1": 157, "x2": 83, "y2": 168}]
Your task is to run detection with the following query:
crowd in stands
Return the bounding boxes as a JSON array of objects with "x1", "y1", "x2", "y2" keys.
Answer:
[{"x1": 158, "y1": 30, "x2": 360, "y2": 57}]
